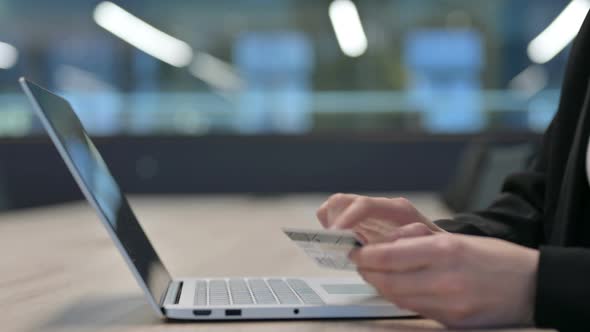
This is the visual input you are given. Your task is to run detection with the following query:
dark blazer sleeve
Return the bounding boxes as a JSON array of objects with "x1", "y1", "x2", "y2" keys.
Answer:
[
  {"x1": 534, "y1": 246, "x2": 590, "y2": 330},
  {"x1": 435, "y1": 155, "x2": 546, "y2": 248},
  {"x1": 434, "y1": 10, "x2": 590, "y2": 331},
  {"x1": 434, "y1": 119, "x2": 590, "y2": 331}
]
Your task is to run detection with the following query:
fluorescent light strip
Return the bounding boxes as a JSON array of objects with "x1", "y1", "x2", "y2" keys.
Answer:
[
  {"x1": 527, "y1": 0, "x2": 590, "y2": 64},
  {"x1": 0, "y1": 41, "x2": 18, "y2": 69},
  {"x1": 329, "y1": 0, "x2": 368, "y2": 58},
  {"x1": 508, "y1": 65, "x2": 548, "y2": 97},
  {"x1": 189, "y1": 52, "x2": 243, "y2": 92},
  {"x1": 93, "y1": 1, "x2": 193, "y2": 67}
]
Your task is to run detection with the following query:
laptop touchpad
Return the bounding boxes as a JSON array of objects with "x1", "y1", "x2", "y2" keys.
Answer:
[{"x1": 321, "y1": 284, "x2": 377, "y2": 295}]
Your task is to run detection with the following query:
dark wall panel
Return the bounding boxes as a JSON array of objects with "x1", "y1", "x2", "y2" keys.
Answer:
[{"x1": 0, "y1": 134, "x2": 539, "y2": 209}]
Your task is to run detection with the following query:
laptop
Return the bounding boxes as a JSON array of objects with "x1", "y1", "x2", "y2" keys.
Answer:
[{"x1": 19, "y1": 77, "x2": 414, "y2": 321}]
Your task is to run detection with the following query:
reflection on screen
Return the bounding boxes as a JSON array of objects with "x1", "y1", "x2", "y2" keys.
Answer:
[{"x1": 25, "y1": 81, "x2": 171, "y2": 306}]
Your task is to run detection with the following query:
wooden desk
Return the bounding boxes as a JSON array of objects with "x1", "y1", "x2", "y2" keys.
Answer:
[{"x1": 0, "y1": 194, "x2": 551, "y2": 332}]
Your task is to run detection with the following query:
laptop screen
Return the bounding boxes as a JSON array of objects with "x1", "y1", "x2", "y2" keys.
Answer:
[{"x1": 20, "y1": 78, "x2": 172, "y2": 311}]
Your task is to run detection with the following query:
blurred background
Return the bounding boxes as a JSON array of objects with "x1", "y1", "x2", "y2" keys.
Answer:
[{"x1": 0, "y1": 0, "x2": 584, "y2": 210}]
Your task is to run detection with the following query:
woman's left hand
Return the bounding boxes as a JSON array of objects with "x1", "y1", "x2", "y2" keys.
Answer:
[{"x1": 350, "y1": 233, "x2": 539, "y2": 328}]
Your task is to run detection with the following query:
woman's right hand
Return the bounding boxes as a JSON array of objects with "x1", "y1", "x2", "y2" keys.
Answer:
[{"x1": 316, "y1": 194, "x2": 446, "y2": 244}]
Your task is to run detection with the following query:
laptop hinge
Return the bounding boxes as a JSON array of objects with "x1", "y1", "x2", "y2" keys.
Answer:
[{"x1": 162, "y1": 280, "x2": 184, "y2": 307}]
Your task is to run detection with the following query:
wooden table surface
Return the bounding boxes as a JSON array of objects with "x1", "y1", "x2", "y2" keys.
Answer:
[{"x1": 0, "y1": 193, "x2": 552, "y2": 332}]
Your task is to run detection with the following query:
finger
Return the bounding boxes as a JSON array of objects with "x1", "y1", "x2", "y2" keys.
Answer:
[
  {"x1": 379, "y1": 223, "x2": 433, "y2": 243},
  {"x1": 326, "y1": 195, "x2": 358, "y2": 224},
  {"x1": 330, "y1": 196, "x2": 444, "y2": 232},
  {"x1": 316, "y1": 201, "x2": 330, "y2": 228},
  {"x1": 354, "y1": 222, "x2": 392, "y2": 244},
  {"x1": 350, "y1": 236, "x2": 441, "y2": 272},
  {"x1": 316, "y1": 193, "x2": 358, "y2": 228},
  {"x1": 358, "y1": 269, "x2": 440, "y2": 297},
  {"x1": 331, "y1": 197, "x2": 418, "y2": 230},
  {"x1": 357, "y1": 218, "x2": 398, "y2": 235},
  {"x1": 358, "y1": 222, "x2": 432, "y2": 245}
]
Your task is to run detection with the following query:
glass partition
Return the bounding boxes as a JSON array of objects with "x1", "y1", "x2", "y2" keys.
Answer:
[{"x1": 0, "y1": 0, "x2": 575, "y2": 137}]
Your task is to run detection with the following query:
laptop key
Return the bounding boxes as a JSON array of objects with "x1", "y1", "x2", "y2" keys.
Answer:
[
  {"x1": 248, "y1": 279, "x2": 278, "y2": 305},
  {"x1": 267, "y1": 279, "x2": 302, "y2": 305},
  {"x1": 209, "y1": 280, "x2": 230, "y2": 305},
  {"x1": 287, "y1": 279, "x2": 325, "y2": 305},
  {"x1": 229, "y1": 279, "x2": 254, "y2": 305},
  {"x1": 194, "y1": 281, "x2": 208, "y2": 306}
]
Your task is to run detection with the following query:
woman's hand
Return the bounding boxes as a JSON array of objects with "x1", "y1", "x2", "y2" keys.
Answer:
[
  {"x1": 316, "y1": 194, "x2": 445, "y2": 244},
  {"x1": 350, "y1": 233, "x2": 540, "y2": 328}
]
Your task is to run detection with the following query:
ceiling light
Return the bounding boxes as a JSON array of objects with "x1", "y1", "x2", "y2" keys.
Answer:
[
  {"x1": 189, "y1": 52, "x2": 243, "y2": 92},
  {"x1": 93, "y1": 1, "x2": 193, "y2": 67},
  {"x1": 527, "y1": 0, "x2": 590, "y2": 64},
  {"x1": 329, "y1": 0, "x2": 368, "y2": 58},
  {"x1": 0, "y1": 41, "x2": 18, "y2": 69}
]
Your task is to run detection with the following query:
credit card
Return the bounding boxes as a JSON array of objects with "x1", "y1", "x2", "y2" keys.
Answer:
[{"x1": 283, "y1": 227, "x2": 363, "y2": 270}]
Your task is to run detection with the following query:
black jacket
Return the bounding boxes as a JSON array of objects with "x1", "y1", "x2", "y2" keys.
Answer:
[{"x1": 436, "y1": 12, "x2": 590, "y2": 332}]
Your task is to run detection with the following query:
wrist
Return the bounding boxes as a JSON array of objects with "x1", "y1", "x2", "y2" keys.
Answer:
[{"x1": 521, "y1": 248, "x2": 540, "y2": 325}]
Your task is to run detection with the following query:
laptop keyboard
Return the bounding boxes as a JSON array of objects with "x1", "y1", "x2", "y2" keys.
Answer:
[{"x1": 194, "y1": 278, "x2": 324, "y2": 306}]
